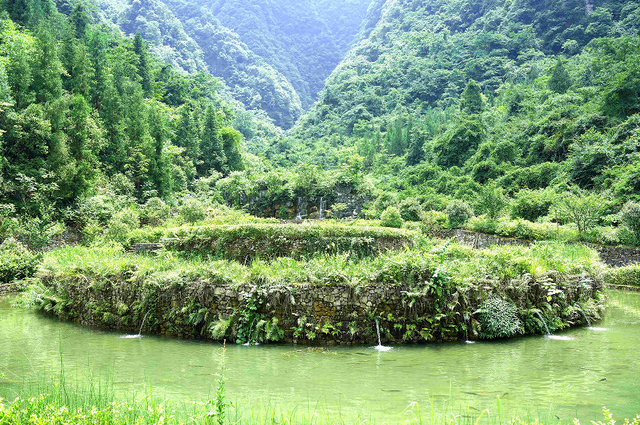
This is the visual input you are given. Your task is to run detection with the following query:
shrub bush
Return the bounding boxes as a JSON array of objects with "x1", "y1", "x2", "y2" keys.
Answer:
[
  {"x1": 511, "y1": 189, "x2": 556, "y2": 222},
  {"x1": 445, "y1": 200, "x2": 473, "y2": 228},
  {"x1": 620, "y1": 201, "x2": 640, "y2": 241},
  {"x1": 77, "y1": 196, "x2": 116, "y2": 226},
  {"x1": 179, "y1": 198, "x2": 207, "y2": 224},
  {"x1": 398, "y1": 198, "x2": 424, "y2": 222},
  {"x1": 140, "y1": 197, "x2": 170, "y2": 226},
  {"x1": 380, "y1": 207, "x2": 403, "y2": 228},
  {"x1": 606, "y1": 264, "x2": 640, "y2": 287},
  {"x1": 0, "y1": 238, "x2": 40, "y2": 283},
  {"x1": 477, "y1": 297, "x2": 524, "y2": 339},
  {"x1": 374, "y1": 192, "x2": 398, "y2": 213},
  {"x1": 277, "y1": 205, "x2": 291, "y2": 219},
  {"x1": 420, "y1": 210, "x2": 449, "y2": 234},
  {"x1": 106, "y1": 208, "x2": 140, "y2": 243}
]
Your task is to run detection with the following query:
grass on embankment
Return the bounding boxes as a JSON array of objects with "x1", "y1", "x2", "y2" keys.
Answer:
[
  {"x1": 33, "y1": 240, "x2": 603, "y2": 289},
  {"x1": 129, "y1": 221, "x2": 417, "y2": 262},
  {"x1": 465, "y1": 216, "x2": 638, "y2": 247},
  {"x1": 606, "y1": 264, "x2": 640, "y2": 287}
]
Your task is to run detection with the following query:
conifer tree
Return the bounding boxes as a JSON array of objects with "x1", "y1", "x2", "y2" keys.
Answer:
[
  {"x1": 33, "y1": 26, "x2": 64, "y2": 104},
  {"x1": 549, "y1": 60, "x2": 572, "y2": 94},
  {"x1": 5, "y1": 0, "x2": 32, "y2": 27},
  {"x1": 7, "y1": 38, "x2": 34, "y2": 109},
  {"x1": 87, "y1": 30, "x2": 109, "y2": 109},
  {"x1": 100, "y1": 77, "x2": 128, "y2": 174},
  {"x1": 69, "y1": 2, "x2": 90, "y2": 39},
  {"x1": 460, "y1": 79, "x2": 484, "y2": 115},
  {"x1": 148, "y1": 103, "x2": 171, "y2": 197},
  {"x1": 0, "y1": 62, "x2": 13, "y2": 106},
  {"x1": 70, "y1": 42, "x2": 94, "y2": 98},
  {"x1": 65, "y1": 94, "x2": 96, "y2": 199},
  {"x1": 133, "y1": 32, "x2": 153, "y2": 98},
  {"x1": 199, "y1": 105, "x2": 226, "y2": 175},
  {"x1": 176, "y1": 105, "x2": 200, "y2": 161},
  {"x1": 406, "y1": 129, "x2": 426, "y2": 166},
  {"x1": 221, "y1": 127, "x2": 243, "y2": 172}
]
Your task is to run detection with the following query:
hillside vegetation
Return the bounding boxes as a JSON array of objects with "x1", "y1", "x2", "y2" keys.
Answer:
[{"x1": 1, "y1": 0, "x2": 640, "y2": 257}]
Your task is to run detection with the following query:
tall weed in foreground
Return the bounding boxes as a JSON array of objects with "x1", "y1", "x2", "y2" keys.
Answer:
[{"x1": 207, "y1": 342, "x2": 232, "y2": 425}]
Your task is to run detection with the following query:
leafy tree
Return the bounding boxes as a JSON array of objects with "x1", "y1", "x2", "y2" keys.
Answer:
[
  {"x1": 620, "y1": 201, "x2": 640, "y2": 241},
  {"x1": 221, "y1": 127, "x2": 244, "y2": 173},
  {"x1": 406, "y1": 129, "x2": 426, "y2": 166},
  {"x1": 435, "y1": 117, "x2": 484, "y2": 168},
  {"x1": 476, "y1": 181, "x2": 507, "y2": 219},
  {"x1": 551, "y1": 189, "x2": 606, "y2": 235}
]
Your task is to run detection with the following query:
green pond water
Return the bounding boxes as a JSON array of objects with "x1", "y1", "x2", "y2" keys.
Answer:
[{"x1": 1, "y1": 290, "x2": 640, "y2": 423}]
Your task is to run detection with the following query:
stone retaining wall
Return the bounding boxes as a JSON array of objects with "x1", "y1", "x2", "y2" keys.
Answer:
[
  {"x1": 435, "y1": 229, "x2": 640, "y2": 267},
  {"x1": 40, "y1": 273, "x2": 602, "y2": 345},
  {"x1": 0, "y1": 282, "x2": 25, "y2": 295}
]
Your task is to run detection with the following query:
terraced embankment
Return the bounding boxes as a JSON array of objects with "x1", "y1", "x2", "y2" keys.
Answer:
[{"x1": 24, "y1": 227, "x2": 606, "y2": 345}]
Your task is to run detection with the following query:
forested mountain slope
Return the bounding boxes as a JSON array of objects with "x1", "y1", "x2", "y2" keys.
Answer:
[
  {"x1": 294, "y1": 0, "x2": 640, "y2": 139},
  {"x1": 243, "y1": 0, "x2": 640, "y2": 216},
  {"x1": 90, "y1": 0, "x2": 372, "y2": 128},
  {"x1": 196, "y1": 0, "x2": 372, "y2": 109},
  {"x1": 90, "y1": 0, "x2": 301, "y2": 129}
]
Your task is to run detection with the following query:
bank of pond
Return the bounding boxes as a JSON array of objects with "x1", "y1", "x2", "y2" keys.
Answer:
[
  {"x1": 2, "y1": 220, "x2": 638, "y2": 423},
  {"x1": 1, "y1": 290, "x2": 640, "y2": 423},
  {"x1": 20, "y1": 237, "x2": 605, "y2": 344}
]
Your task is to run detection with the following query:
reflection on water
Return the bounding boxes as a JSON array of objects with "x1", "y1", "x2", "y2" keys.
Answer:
[{"x1": 1, "y1": 291, "x2": 640, "y2": 422}]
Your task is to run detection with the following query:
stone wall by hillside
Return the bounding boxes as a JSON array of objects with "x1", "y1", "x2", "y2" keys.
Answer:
[
  {"x1": 243, "y1": 184, "x2": 373, "y2": 219},
  {"x1": 435, "y1": 229, "x2": 640, "y2": 268}
]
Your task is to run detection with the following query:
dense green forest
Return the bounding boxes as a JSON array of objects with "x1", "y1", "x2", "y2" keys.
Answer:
[
  {"x1": 1, "y1": 0, "x2": 640, "y2": 251},
  {"x1": 0, "y1": 0, "x2": 245, "y2": 236}
]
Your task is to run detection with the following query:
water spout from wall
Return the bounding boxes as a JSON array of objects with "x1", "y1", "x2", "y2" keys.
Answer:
[
  {"x1": 121, "y1": 311, "x2": 150, "y2": 339},
  {"x1": 295, "y1": 197, "x2": 303, "y2": 220},
  {"x1": 373, "y1": 318, "x2": 392, "y2": 351},
  {"x1": 575, "y1": 303, "x2": 608, "y2": 331},
  {"x1": 463, "y1": 313, "x2": 475, "y2": 344},
  {"x1": 536, "y1": 311, "x2": 574, "y2": 340},
  {"x1": 242, "y1": 318, "x2": 259, "y2": 346},
  {"x1": 318, "y1": 197, "x2": 325, "y2": 220},
  {"x1": 575, "y1": 303, "x2": 591, "y2": 326}
]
